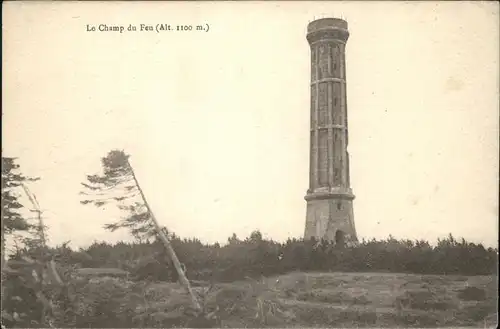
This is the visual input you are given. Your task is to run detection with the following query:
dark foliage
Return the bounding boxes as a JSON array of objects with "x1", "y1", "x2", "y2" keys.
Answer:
[
  {"x1": 2, "y1": 157, "x2": 39, "y2": 235},
  {"x1": 80, "y1": 149, "x2": 155, "y2": 241},
  {"x1": 53, "y1": 232, "x2": 498, "y2": 282}
]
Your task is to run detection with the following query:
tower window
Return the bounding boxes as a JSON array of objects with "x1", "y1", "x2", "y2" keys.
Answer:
[
  {"x1": 337, "y1": 202, "x2": 342, "y2": 210},
  {"x1": 334, "y1": 98, "x2": 338, "y2": 106}
]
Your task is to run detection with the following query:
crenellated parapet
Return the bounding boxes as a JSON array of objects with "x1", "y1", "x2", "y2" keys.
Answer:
[{"x1": 307, "y1": 18, "x2": 350, "y2": 44}]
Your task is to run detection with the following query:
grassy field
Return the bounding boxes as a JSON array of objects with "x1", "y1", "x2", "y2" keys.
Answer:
[{"x1": 142, "y1": 271, "x2": 497, "y2": 328}]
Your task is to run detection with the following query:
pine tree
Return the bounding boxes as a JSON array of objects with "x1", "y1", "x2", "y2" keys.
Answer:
[{"x1": 80, "y1": 149, "x2": 203, "y2": 313}]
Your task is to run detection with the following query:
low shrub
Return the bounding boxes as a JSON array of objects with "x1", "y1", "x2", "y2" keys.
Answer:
[{"x1": 457, "y1": 286, "x2": 487, "y2": 301}]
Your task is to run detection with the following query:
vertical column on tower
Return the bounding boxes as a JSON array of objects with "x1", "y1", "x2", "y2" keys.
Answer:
[
  {"x1": 341, "y1": 42, "x2": 351, "y2": 188},
  {"x1": 327, "y1": 44, "x2": 334, "y2": 189},
  {"x1": 316, "y1": 43, "x2": 329, "y2": 189},
  {"x1": 338, "y1": 42, "x2": 347, "y2": 188},
  {"x1": 309, "y1": 44, "x2": 318, "y2": 191}
]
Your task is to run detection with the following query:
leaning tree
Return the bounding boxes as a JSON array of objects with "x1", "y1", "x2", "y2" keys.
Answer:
[{"x1": 80, "y1": 150, "x2": 203, "y2": 313}]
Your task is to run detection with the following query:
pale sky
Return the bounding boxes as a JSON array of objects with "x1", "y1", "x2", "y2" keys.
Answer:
[{"x1": 3, "y1": 1, "x2": 499, "y2": 249}]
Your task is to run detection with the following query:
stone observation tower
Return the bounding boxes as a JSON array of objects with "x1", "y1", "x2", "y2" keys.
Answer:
[{"x1": 304, "y1": 18, "x2": 358, "y2": 246}]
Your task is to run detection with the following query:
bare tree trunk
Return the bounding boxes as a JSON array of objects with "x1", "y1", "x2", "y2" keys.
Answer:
[
  {"x1": 22, "y1": 185, "x2": 46, "y2": 325},
  {"x1": 21, "y1": 184, "x2": 62, "y2": 325},
  {"x1": 126, "y1": 159, "x2": 202, "y2": 313}
]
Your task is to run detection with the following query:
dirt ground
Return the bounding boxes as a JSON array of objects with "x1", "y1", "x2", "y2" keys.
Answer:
[{"x1": 159, "y1": 271, "x2": 498, "y2": 328}]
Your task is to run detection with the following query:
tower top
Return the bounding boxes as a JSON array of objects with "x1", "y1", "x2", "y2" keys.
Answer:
[
  {"x1": 307, "y1": 18, "x2": 348, "y2": 32},
  {"x1": 307, "y1": 17, "x2": 349, "y2": 44}
]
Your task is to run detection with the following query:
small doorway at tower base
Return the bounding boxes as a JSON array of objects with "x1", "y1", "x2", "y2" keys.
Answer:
[{"x1": 335, "y1": 230, "x2": 346, "y2": 248}]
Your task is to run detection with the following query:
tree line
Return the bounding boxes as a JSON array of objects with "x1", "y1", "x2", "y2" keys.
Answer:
[{"x1": 45, "y1": 231, "x2": 498, "y2": 282}]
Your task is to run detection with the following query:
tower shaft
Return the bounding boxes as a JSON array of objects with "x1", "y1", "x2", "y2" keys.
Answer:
[{"x1": 304, "y1": 18, "x2": 357, "y2": 245}]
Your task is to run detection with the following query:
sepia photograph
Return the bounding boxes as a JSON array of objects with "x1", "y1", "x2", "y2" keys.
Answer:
[{"x1": 2, "y1": 1, "x2": 499, "y2": 328}]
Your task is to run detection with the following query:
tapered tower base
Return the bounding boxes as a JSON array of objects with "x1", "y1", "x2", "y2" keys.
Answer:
[{"x1": 304, "y1": 188, "x2": 358, "y2": 245}]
